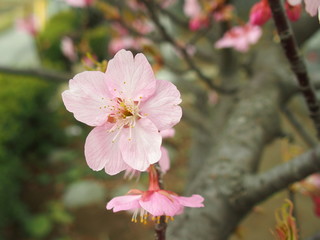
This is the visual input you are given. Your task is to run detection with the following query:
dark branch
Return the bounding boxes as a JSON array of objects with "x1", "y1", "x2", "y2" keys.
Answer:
[{"x1": 268, "y1": 0, "x2": 320, "y2": 139}]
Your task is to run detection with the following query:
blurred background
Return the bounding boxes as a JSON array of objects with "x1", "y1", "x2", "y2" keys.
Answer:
[{"x1": 0, "y1": 0, "x2": 320, "y2": 240}]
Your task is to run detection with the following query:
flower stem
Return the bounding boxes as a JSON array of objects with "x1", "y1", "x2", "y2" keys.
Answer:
[{"x1": 149, "y1": 164, "x2": 167, "y2": 240}]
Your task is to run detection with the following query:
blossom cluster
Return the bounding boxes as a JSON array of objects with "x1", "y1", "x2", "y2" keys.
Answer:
[{"x1": 62, "y1": 49, "x2": 204, "y2": 223}]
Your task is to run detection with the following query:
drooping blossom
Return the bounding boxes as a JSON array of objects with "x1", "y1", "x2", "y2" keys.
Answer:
[
  {"x1": 62, "y1": 49, "x2": 182, "y2": 175},
  {"x1": 61, "y1": 37, "x2": 77, "y2": 62},
  {"x1": 249, "y1": 0, "x2": 271, "y2": 26},
  {"x1": 107, "y1": 166, "x2": 204, "y2": 223},
  {"x1": 16, "y1": 15, "x2": 40, "y2": 36},
  {"x1": 215, "y1": 24, "x2": 262, "y2": 52},
  {"x1": 285, "y1": 1, "x2": 302, "y2": 21},
  {"x1": 64, "y1": 0, "x2": 94, "y2": 7}
]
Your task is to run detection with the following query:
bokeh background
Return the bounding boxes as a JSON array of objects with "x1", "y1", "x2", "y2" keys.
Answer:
[{"x1": 1, "y1": 0, "x2": 320, "y2": 240}]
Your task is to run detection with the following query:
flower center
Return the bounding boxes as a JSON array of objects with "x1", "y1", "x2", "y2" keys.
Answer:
[{"x1": 106, "y1": 98, "x2": 142, "y2": 142}]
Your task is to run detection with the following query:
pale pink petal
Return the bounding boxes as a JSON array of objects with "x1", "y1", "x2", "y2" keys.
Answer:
[
  {"x1": 140, "y1": 80, "x2": 182, "y2": 131},
  {"x1": 173, "y1": 194, "x2": 204, "y2": 208},
  {"x1": 105, "y1": 49, "x2": 156, "y2": 101},
  {"x1": 106, "y1": 195, "x2": 141, "y2": 212},
  {"x1": 140, "y1": 192, "x2": 182, "y2": 216},
  {"x1": 184, "y1": 0, "x2": 201, "y2": 18},
  {"x1": 84, "y1": 124, "x2": 128, "y2": 175},
  {"x1": 246, "y1": 25, "x2": 262, "y2": 44},
  {"x1": 160, "y1": 128, "x2": 175, "y2": 138},
  {"x1": 305, "y1": 0, "x2": 320, "y2": 16},
  {"x1": 119, "y1": 118, "x2": 162, "y2": 171},
  {"x1": 159, "y1": 147, "x2": 170, "y2": 174},
  {"x1": 61, "y1": 36, "x2": 77, "y2": 62},
  {"x1": 288, "y1": 0, "x2": 302, "y2": 6},
  {"x1": 62, "y1": 71, "x2": 113, "y2": 126}
]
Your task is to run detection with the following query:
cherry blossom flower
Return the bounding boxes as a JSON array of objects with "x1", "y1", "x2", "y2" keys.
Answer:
[
  {"x1": 215, "y1": 24, "x2": 262, "y2": 52},
  {"x1": 16, "y1": 15, "x2": 40, "y2": 36},
  {"x1": 249, "y1": 0, "x2": 271, "y2": 26},
  {"x1": 107, "y1": 166, "x2": 204, "y2": 222},
  {"x1": 61, "y1": 37, "x2": 77, "y2": 62},
  {"x1": 64, "y1": 0, "x2": 94, "y2": 7},
  {"x1": 62, "y1": 50, "x2": 182, "y2": 175}
]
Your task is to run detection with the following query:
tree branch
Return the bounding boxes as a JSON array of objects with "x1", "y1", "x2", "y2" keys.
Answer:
[
  {"x1": 268, "y1": 0, "x2": 320, "y2": 139},
  {"x1": 282, "y1": 107, "x2": 317, "y2": 147},
  {"x1": 0, "y1": 66, "x2": 70, "y2": 82},
  {"x1": 242, "y1": 146, "x2": 320, "y2": 207}
]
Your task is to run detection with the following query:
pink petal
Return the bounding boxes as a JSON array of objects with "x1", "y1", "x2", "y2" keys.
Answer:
[
  {"x1": 183, "y1": 0, "x2": 201, "y2": 18},
  {"x1": 84, "y1": 124, "x2": 128, "y2": 175},
  {"x1": 140, "y1": 79, "x2": 182, "y2": 131},
  {"x1": 62, "y1": 71, "x2": 113, "y2": 127},
  {"x1": 173, "y1": 194, "x2": 204, "y2": 208},
  {"x1": 139, "y1": 192, "x2": 182, "y2": 216},
  {"x1": 305, "y1": 0, "x2": 320, "y2": 16},
  {"x1": 119, "y1": 118, "x2": 162, "y2": 171},
  {"x1": 159, "y1": 147, "x2": 170, "y2": 174},
  {"x1": 105, "y1": 49, "x2": 156, "y2": 101},
  {"x1": 106, "y1": 195, "x2": 141, "y2": 212},
  {"x1": 160, "y1": 128, "x2": 175, "y2": 138}
]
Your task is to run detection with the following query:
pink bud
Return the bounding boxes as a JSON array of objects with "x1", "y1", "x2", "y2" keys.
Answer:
[
  {"x1": 249, "y1": 0, "x2": 271, "y2": 26},
  {"x1": 286, "y1": 1, "x2": 302, "y2": 21}
]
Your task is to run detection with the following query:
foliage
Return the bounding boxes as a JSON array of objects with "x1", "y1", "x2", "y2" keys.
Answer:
[{"x1": 0, "y1": 73, "x2": 63, "y2": 239}]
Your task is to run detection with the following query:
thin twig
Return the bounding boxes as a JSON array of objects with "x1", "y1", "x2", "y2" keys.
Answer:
[
  {"x1": 282, "y1": 107, "x2": 317, "y2": 148},
  {"x1": 0, "y1": 66, "x2": 70, "y2": 82},
  {"x1": 268, "y1": 0, "x2": 320, "y2": 139},
  {"x1": 154, "y1": 163, "x2": 167, "y2": 240}
]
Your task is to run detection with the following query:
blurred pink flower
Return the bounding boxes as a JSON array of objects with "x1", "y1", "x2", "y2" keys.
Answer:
[
  {"x1": 304, "y1": 0, "x2": 320, "y2": 16},
  {"x1": 108, "y1": 37, "x2": 151, "y2": 55},
  {"x1": 288, "y1": 0, "x2": 320, "y2": 18},
  {"x1": 62, "y1": 49, "x2": 182, "y2": 175},
  {"x1": 249, "y1": 0, "x2": 271, "y2": 26},
  {"x1": 16, "y1": 15, "x2": 39, "y2": 36},
  {"x1": 64, "y1": 0, "x2": 94, "y2": 7},
  {"x1": 184, "y1": 0, "x2": 201, "y2": 18},
  {"x1": 61, "y1": 37, "x2": 77, "y2": 62},
  {"x1": 286, "y1": 1, "x2": 302, "y2": 21},
  {"x1": 215, "y1": 24, "x2": 262, "y2": 52},
  {"x1": 189, "y1": 16, "x2": 209, "y2": 31}
]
